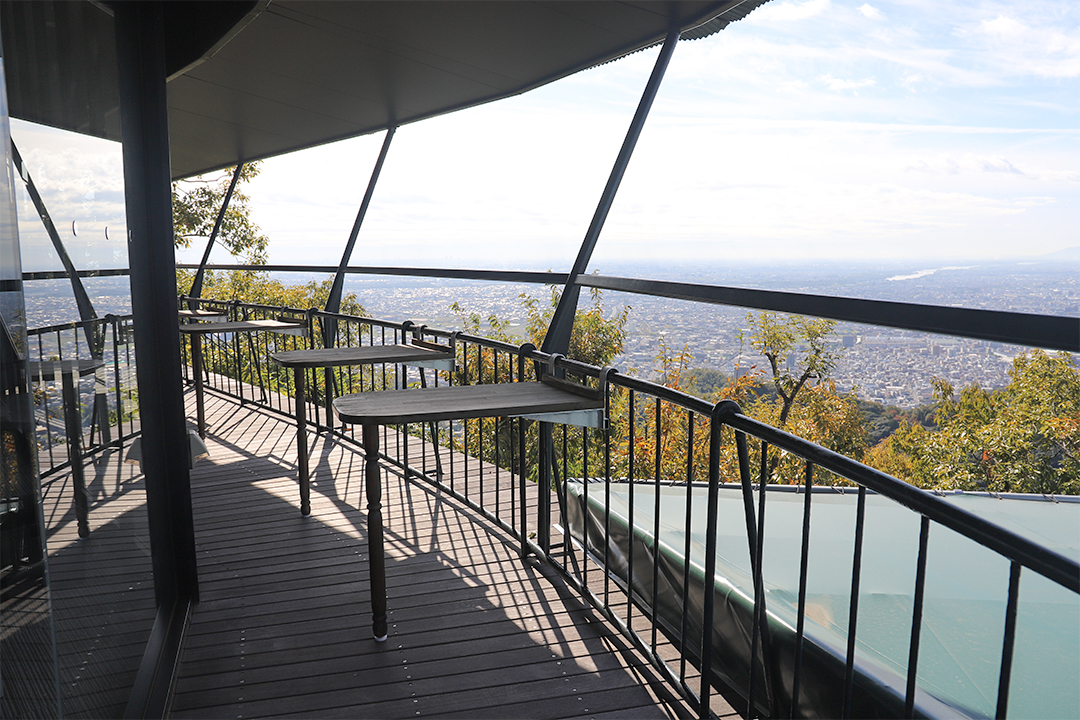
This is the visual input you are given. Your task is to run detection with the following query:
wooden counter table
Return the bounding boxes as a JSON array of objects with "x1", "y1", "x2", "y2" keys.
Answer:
[
  {"x1": 178, "y1": 308, "x2": 228, "y2": 322},
  {"x1": 332, "y1": 376, "x2": 605, "y2": 641},
  {"x1": 179, "y1": 319, "x2": 307, "y2": 437},
  {"x1": 269, "y1": 340, "x2": 455, "y2": 515}
]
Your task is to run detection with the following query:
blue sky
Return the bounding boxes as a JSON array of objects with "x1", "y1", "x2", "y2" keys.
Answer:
[{"x1": 13, "y1": 0, "x2": 1079, "y2": 274}]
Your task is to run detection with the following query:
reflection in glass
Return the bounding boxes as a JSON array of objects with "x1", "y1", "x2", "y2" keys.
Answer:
[{"x1": 0, "y1": 47, "x2": 62, "y2": 719}]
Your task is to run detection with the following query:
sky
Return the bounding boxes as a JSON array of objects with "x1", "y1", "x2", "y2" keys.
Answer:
[{"x1": 12, "y1": 0, "x2": 1080, "y2": 275}]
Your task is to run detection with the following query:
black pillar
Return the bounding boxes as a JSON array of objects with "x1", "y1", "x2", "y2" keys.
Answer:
[{"x1": 114, "y1": 1, "x2": 198, "y2": 606}]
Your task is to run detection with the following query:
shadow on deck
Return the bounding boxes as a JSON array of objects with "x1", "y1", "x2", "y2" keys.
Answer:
[{"x1": 40, "y1": 387, "x2": 732, "y2": 718}]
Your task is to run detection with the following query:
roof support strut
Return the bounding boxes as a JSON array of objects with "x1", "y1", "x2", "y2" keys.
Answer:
[
  {"x1": 188, "y1": 162, "x2": 244, "y2": 305},
  {"x1": 10, "y1": 139, "x2": 98, "y2": 328},
  {"x1": 323, "y1": 127, "x2": 396, "y2": 346},
  {"x1": 11, "y1": 138, "x2": 113, "y2": 443},
  {"x1": 541, "y1": 28, "x2": 680, "y2": 356}
]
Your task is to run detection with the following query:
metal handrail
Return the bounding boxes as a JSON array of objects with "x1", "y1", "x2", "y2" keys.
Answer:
[
  {"x1": 178, "y1": 299, "x2": 1078, "y2": 720},
  {"x1": 27, "y1": 314, "x2": 139, "y2": 497},
  {"x1": 719, "y1": 406, "x2": 1079, "y2": 593},
  {"x1": 168, "y1": 262, "x2": 1080, "y2": 353}
]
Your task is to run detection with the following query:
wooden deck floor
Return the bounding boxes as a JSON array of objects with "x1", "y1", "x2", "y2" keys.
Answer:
[
  {"x1": 30, "y1": 385, "x2": 738, "y2": 718},
  {"x1": 168, "y1": 389, "x2": 719, "y2": 719},
  {"x1": 38, "y1": 445, "x2": 157, "y2": 719}
]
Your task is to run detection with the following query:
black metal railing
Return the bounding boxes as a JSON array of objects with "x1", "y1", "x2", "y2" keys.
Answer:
[
  {"x1": 25, "y1": 314, "x2": 137, "y2": 540},
  {"x1": 176, "y1": 296, "x2": 1079, "y2": 720},
  {"x1": 28, "y1": 314, "x2": 138, "y2": 481}
]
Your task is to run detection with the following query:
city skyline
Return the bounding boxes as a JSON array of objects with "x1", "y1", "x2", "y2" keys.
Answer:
[{"x1": 23, "y1": 255, "x2": 1076, "y2": 409}]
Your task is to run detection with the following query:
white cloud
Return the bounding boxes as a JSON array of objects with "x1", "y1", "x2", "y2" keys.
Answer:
[
  {"x1": 818, "y1": 74, "x2": 876, "y2": 91},
  {"x1": 979, "y1": 14, "x2": 1027, "y2": 38},
  {"x1": 905, "y1": 154, "x2": 1025, "y2": 176},
  {"x1": 959, "y1": 12, "x2": 1080, "y2": 79},
  {"x1": 858, "y1": 4, "x2": 884, "y2": 21},
  {"x1": 11, "y1": 121, "x2": 128, "y2": 272},
  {"x1": 13, "y1": 3, "x2": 1080, "y2": 269},
  {"x1": 900, "y1": 73, "x2": 923, "y2": 91}
]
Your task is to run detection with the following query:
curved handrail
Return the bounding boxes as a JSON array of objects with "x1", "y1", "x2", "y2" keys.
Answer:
[
  {"x1": 715, "y1": 405, "x2": 1079, "y2": 593},
  {"x1": 168, "y1": 297, "x2": 1079, "y2": 720}
]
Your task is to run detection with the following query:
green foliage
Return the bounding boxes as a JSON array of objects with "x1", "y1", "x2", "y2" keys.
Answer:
[
  {"x1": 448, "y1": 285, "x2": 630, "y2": 482},
  {"x1": 603, "y1": 330, "x2": 863, "y2": 486},
  {"x1": 726, "y1": 312, "x2": 864, "y2": 482},
  {"x1": 866, "y1": 350, "x2": 1080, "y2": 494},
  {"x1": 522, "y1": 286, "x2": 629, "y2": 367},
  {"x1": 743, "y1": 311, "x2": 844, "y2": 427},
  {"x1": 451, "y1": 284, "x2": 629, "y2": 367},
  {"x1": 172, "y1": 162, "x2": 365, "y2": 317},
  {"x1": 185, "y1": 272, "x2": 365, "y2": 319},
  {"x1": 172, "y1": 164, "x2": 374, "y2": 409},
  {"x1": 173, "y1": 163, "x2": 268, "y2": 264},
  {"x1": 682, "y1": 367, "x2": 730, "y2": 400},
  {"x1": 857, "y1": 398, "x2": 936, "y2": 445}
]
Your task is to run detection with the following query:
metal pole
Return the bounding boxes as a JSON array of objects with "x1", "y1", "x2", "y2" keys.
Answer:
[
  {"x1": 61, "y1": 367, "x2": 90, "y2": 538},
  {"x1": 189, "y1": 162, "x2": 244, "y2": 305},
  {"x1": 542, "y1": 29, "x2": 680, "y2": 355},
  {"x1": 323, "y1": 127, "x2": 396, "y2": 337},
  {"x1": 114, "y1": 0, "x2": 199, "y2": 606}
]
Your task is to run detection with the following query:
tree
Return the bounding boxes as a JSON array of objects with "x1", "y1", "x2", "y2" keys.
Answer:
[
  {"x1": 447, "y1": 285, "x2": 630, "y2": 481},
  {"x1": 606, "y1": 338, "x2": 758, "y2": 485},
  {"x1": 173, "y1": 163, "x2": 268, "y2": 264},
  {"x1": 866, "y1": 350, "x2": 1080, "y2": 494},
  {"x1": 743, "y1": 311, "x2": 844, "y2": 427},
  {"x1": 857, "y1": 399, "x2": 935, "y2": 445},
  {"x1": 522, "y1": 285, "x2": 629, "y2": 367},
  {"x1": 683, "y1": 367, "x2": 730, "y2": 400},
  {"x1": 172, "y1": 165, "x2": 369, "y2": 407},
  {"x1": 726, "y1": 312, "x2": 864, "y2": 483},
  {"x1": 171, "y1": 164, "x2": 365, "y2": 316},
  {"x1": 606, "y1": 320, "x2": 862, "y2": 487}
]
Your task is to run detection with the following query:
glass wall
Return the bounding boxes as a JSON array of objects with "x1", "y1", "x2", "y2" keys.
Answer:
[
  {"x1": 1, "y1": 36, "x2": 61, "y2": 720},
  {"x1": 1, "y1": 5, "x2": 155, "y2": 717}
]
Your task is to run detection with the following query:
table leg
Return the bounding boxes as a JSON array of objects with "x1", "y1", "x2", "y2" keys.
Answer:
[
  {"x1": 294, "y1": 367, "x2": 310, "y2": 515},
  {"x1": 191, "y1": 334, "x2": 206, "y2": 438},
  {"x1": 61, "y1": 369, "x2": 90, "y2": 538},
  {"x1": 363, "y1": 423, "x2": 388, "y2": 642}
]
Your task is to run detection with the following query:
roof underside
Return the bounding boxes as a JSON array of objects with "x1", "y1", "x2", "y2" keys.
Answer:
[{"x1": 2, "y1": 0, "x2": 767, "y2": 180}]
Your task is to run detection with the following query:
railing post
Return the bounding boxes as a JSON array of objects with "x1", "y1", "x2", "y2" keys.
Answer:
[
  {"x1": 60, "y1": 366, "x2": 90, "y2": 538},
  {"x1": 517, "y1": 343, "x2": 535, "y2": 559},
  {"x1": 842, "y1": 486, "x2": 868, "y2": 719},
  {"x1": 703, "y1": 400, "x2": 741, "y2": 718},
  {"x1": 792, "y1": 461, "x2": 815, "y2": 718},
  {"x1": 904, "y1": 516, "x2": 931, "y2": 719},
  {"x1": 995, "y1": 562, "x2": 1022, "y2": 719}
]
